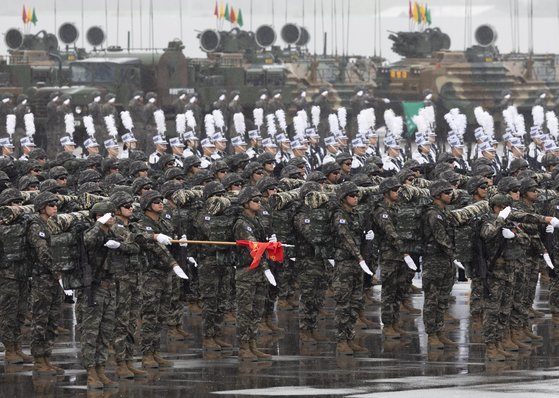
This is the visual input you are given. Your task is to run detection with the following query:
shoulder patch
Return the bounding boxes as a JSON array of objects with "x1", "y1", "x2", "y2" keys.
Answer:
[
  {"x1": 304, "y1": 219, "x2": 310, "y2": 224},
  {"x1": 262, "y1": 210, "x2": 269, "y2": 216},
  {"x1": 204, "y1": 216, "x2": 211, "y2": 221},
  {"x1": 145, "y1": 226, "x2": 153, "y2": 231},
  {"x1": 339, "y1": 219, "x2": 347, "y2": 224},
  {"x1": 436, "y1": 214, "x2": 443, "y2": 220},
  {"x1": 246, "y1": 226, "x2": 253, "y2": 232},
  {"x1": 38, "y1": 231, "x2": 46, "y2": 238},
  {"x1": 381, "y1": 213, "x2": 389, "y2": 219},
  {"x1": 164, "y1": 214, "x2": 171, "y2": 219},
  {"x1": 116, "y1": 224, "x2": 124, "y2": 228}
]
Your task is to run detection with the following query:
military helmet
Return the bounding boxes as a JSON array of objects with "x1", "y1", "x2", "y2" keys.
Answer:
[
  {"x1": 0, "y1": 188, "x2": 23, "y2": 206},
  {"x1": 362, "y1": 163, "x2": 381, "y2": 176},
  {"x1": 210, "y1": 160, "x2": 229, "y2": 174},
  {"x1": 110, "y1": 191, "x2": 134, "y2": 208},
  {"x1": 519, "y1": 177, "x2": 538, "y2": 194},
  {"x1": 351, "y1": 173, "x2": 373, "y2": 187},
  {"x1": 131, "y1": 176, "x2": 153, "y2": 195},
  {"x1": 321, "y1": 161, "x2": 341, "y2": 176},
  {"x1": 256, "y1": 176, "x2": 278, "y2": 193},
  {"x1": 90, "y1": 201, "x2": 116, "y2": 218},
  {"x1": 379, "y1": 177, "x2": 401, "y2": 194},
  {"x1": 542, "y1": 153, "x2": 559, "y2": 168},
  {"x1": 222, "y1": 172, "x2": 243, "y2": 189},
  {"x1": 397, "y1": 168, "x2": 414, "y2": 184},
  {"x1": 336, "y1": 181, "x2": 359, "y2": 201},
  {"x1": 104, "y1": 172, "x2": 126, "y2": 187},
  {"x1": 437, "y1": 152, "x2": 456, "y2": 165},
  {"x1": 48, "y1": 166, "x2": 68, "y2": 180},
  {"x1": 439, "y1": 170, "x2": 460, "y2": 185},
  {"x1": 497, "y1": 176, "x2": 521, "y2": 193},
  {"x1": 33, "y1": 191, "x2": 58, "y2": 211},
  {"x1": 335, "y1": 153, "x2": 352, "y2": 164},
  {"x1": 129, "y1": 160, "x2": 149, "y2": 177},
  {"x1": 164, "y1": 167, "x2": 184, "y2": 181},
  {"x1": 78, "y1": 169, "x2": 102, "y2": 185},
  {"x1": 287, "y1": 157, "x2": 306, "y2": 168},
  {"x1": 509, "y1": 158, "x2": 529, "y2": 175},
  {"x1": 307, "y1": 171, "x2": 327, "y2": 183},
  {"x1": 160, "y1": 180, "x2": 183, "y2": 199},
  {"x1": 466, "y1": 176, "x2": 487, "y2": 195},
  {"x1": 40, "y1": 179, "x2": 60, "y2": 193},
  {"x1": 473, "y1": 164, "x2": 494, "y2": 178},
  {"x1": 203, "y1": 181, "x2": 226, "y2": 199},
  {"x1": 183, "y1": 155, "x2": 202, "y2": 171},
  {"x1": 28, "y1": 148, "x2": 47, "y2": 160},
  {"x1": 237, "y1": 186, "x2": 262, "y2": 205},
  {"x1": 430, "y1": 179, "x2": 454, "y2": 197},
  {"x1": 140, "y1": 190, "x2": 164, "y2": 211},
  {"x1": 403, "y1": 158, "x2": 420, "y2": 169},
  {"x1": 78, "y1": 182, "x2": 103, "y2": 195},
  {"x1": 280, "y1": 165, "x2": 301, "y2": 179},
  {"x1": 299, "y1": 181, "x2": 321, "y2": 200},
  {"x1": 18, "y1": 175, "x2": 39, "y2": 191},
  {"x1": 191, "y1": 170, "x2": 213, "y2": 186},
  {"x1": 102, "y1": 158, "x2": 120, "y2": 174},
  {"x1": 0, "y1": 170, "x2": 10, "y2": 182},
  {"x1": 129, "y1": 150, "x2": 147, "y2": 162},
  {"x1": 256, "y1": 153, "x2": 275, "y2": 165},
  {"x1": 242, "y1": 162, "x2": 264, "y2": 178},
  {"x1": 489, "y1": 193, "x2": 512, "y2": 209},
  {"x1": 367, "y1": 155, "x2": 384, "y2": 168}
]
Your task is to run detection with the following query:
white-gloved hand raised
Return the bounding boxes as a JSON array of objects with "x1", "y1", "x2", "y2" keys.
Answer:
[
  {"x1": 156, "y1": 233, "x2": 172, "y2": 245},
  {"x1": 173, "y1": 265, "x2": 189, "y2": 279},
  {"x1": 187, "y1": 257, "x2": 198, "y2": 267},
  {"x1": 104, "y1": 240, "x2": 121, "y2": 249},
  {"x1": 98, "y1": 213, "x2": 112, "y2": 225},
  {"x1": 359, "y1": 260, "x2": 373, "y2": 275},
  {"x1": 547, "y1": 224, "x2": 555, "y2": 234},
  {"x1": 179, "y1": 234, "x2": 188, "y2": 247},
  {"x1": 453, "y1": 260, "x2": 465, "y2": 270},
  {"x1": 58, "y1": 278, "x2": 73, "y2": 296},
  {"x1": 403, "y1": 255, "x2": 417, "y2": 271},
  {"x1": 328, "y1": 259, "x2": 335, "y2": 267},
  {"x1": 502, "y1": 228, "x2": 515, "y2": 239},
  {"x1": 498, "y1": 206, "x2": 511, "y2": 220},
  {"x1": 544, "y1": 253, "x2": 555, "y2": 269},
  {"x1": 551, "y1": 217, "x2": 559, "y2": 228},
  {"x1": 264, "y1": 269, "x2": 277, "y2": 286},
  {"x1": 268, "y1": 234, "x2": 277, "y2": 243},
  {"x1": 365, "y1": 230, "x2": 375, "y2": 241}
]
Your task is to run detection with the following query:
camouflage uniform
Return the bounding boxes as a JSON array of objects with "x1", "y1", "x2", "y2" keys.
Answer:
[{"x1": 162, "y1": 207, "x2": 185, "y2": 329}]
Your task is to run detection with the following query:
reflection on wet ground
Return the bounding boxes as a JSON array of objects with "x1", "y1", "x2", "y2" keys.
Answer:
[{"x1": 2, "y1": 279, "x2": 559, "y2": 397}]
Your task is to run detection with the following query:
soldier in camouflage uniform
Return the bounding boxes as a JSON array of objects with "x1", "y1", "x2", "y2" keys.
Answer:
[
  {"x1": 233, "y1": 186, "x2": 273, "y2": 361},
  {"x1": 28, "y1": 191, "x2": 64, "y2": 375},
  {"x1": 0, "y1": 189, "x2": 33, "y2": 365},
  {"x1": 109, "y1": 192, "x2": 148, "y2": 379}
]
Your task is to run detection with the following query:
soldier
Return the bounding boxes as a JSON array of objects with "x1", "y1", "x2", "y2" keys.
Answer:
[
  {"x1": 183, "y1": 131, "x2": 201, "y2": 158},
  {"x1": 0, "y1": 138, "x2": 15, "y2": 160},
  {"x1": 173, "y1": 90, "x2": 188, "y2": 115},
  {"x1": 323, "y1": 136, "x2": 341, "y2": 164},
  {"x1": 19, "y1": 136, "x2": 36, "y2": 161},
  {"x1": 292, "y1": 88, "x2": 309, "y2": 114},
  {"x1": 200, "y1": 139, "x2": 216, "y2": 169},
  {"x1": 382, "y1": 137, "x2": 404, "y2": 174},
  {"x1": 28, "y1": 191, "x2": 64, "y2": 375},
  {"x1": 306, "y1": 128, "x2": 325, "y2": 170},
  {"x1": 45, "y1": 92, "x2": 61, "y2": 158},
  {"x1": 254, "y1": 89, "x2": 269, "y2": 114},
  {"x1": 350, "y1": 138, "x2": 368, "y2": 172},
  {"x1": 332, "y1": 181, "x2": 374, "y2": 355},
  {"x1": 149, "y1": 135, "x2": 169, "y2": 165},
  {"x1": 169, "y1": 137, "x2": 185, "y2": 168},
  {"x1": 142, "y1": 92, "x2": 159, "y2": 153},
  {"x1": 268, "y1": 89, "x2": 285, "y2": 114}
]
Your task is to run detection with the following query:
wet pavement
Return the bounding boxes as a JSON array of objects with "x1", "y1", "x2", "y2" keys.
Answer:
[{"x1": 2, "y1": 278, "x2": 559, "y2": 397}]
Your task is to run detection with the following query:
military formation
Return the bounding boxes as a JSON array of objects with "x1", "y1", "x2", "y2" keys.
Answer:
[{"x1": 2, "y1": 86, "x2": 559, "y2": 389}]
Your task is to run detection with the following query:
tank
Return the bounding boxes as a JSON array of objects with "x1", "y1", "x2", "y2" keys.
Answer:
[{"x1": 375, "y1": 25, "x2": 559, "y2": 140}]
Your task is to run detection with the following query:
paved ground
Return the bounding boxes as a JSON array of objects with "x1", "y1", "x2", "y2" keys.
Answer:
[{"x1": 1, "y1": 278, "x2": 559, "y2": 398}]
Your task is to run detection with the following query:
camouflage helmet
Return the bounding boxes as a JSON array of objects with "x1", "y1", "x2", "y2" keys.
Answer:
[
  {"x1": 542, "y1": 152, "x2": 559, "y2": 168},
  {"x1": 351, "y1": 173, "x2": 374, "y2": 187},
  {"x1": 473, "y1": 164, "x2": 494, "y2": 178},
  {"x1": 0, "y1": 188, "x2": 23, "y2": 206},
  {"x1": 489, "y1": 193, "x2": 512, "y2": 209},
  {"x1": 110, "y1": 191, "x2": 134, "y2": 208},
  {"x1": 403, "y1": 159, "x2": 420, "y2": 170},
  {"x1": 210, "y1": 160, "x2": 229, "y2": 174},
  {"x1": 33, "y1": 191, "x2": 58, "y2": 211},
  {"x1": 439, "y1": 170, "x2": 460, "y2": 185},
  {"x1": 466, "y1": 176, "x2": 487, "y2": 195},
  {"x1": 256, "y1": 152, "x2": 275, "y2": 165},
  {"x1": 102, "y1": 158, "x2": 120, "y2": 174},
  {"x1": 368, "y1": 155, "x2": 384, "y2": 168},
  {"x1": 497, "y1": 176, "x2": 521, "y2": 193},
  {"x1": 362, "y1": 163, "x2": 381, "y2": 176},
  {"x1": 287, "y1": 157, "x2": 306, "y2": 168},
  {"x1": 519, "y1": 177, "x2": 538, "y2": 195},
  {"x1": 335, "y1": 153, "x2": 352, "y2": 164},
  {"x1": 256, "y1": 176, "x2": 278, "y2": 193},
  {"x1": 437, "y1": 152, "x2": 456, "y2": 165},
  {"x1": 104, "y1": 172, "x2": 126, "y2": 187},
  {"x1": 140, "y1": 190, "x2": 164, "y2": 211},
  {"x1": 90, "y1": 201, "x2": 116, "y2": 218},
  {"x1": 321, "y1": 162, "x2": 341, "y2": 176},
  {"x1": 48, "y1": 166, "x2": 68, "y2": 180},
  {"x1": 242, "y1": 162, "x2": 264, "y2": 179},
  {"x1": 109, "y1": 185, "x2": 133, "y2": 196},
  {"x1": 222, "y1": 172, "x2": 243, "y2": 189},
  {"x1": 237, "y1": 186, "x2": 262, "y2": 205},
  {"x1": 78, "y1": 169, "x2": 102, "y2": 185},
  {"x1": 508, "y1": 158, "x2": 529, "y2": 175},
  {"x1": 336, "y1": 181, "x2": 359, "y2": 201},
  {"x1": 307, "y1": 171, "x2": 327, "y2": 183},
  {"x1": 160, "y1": 180, "x2": 184, "y2": 199},
  {"x1": 40, "y1": 179, "x2": 61, "y2": 193},
  {"x1": 280, "y1": 165, "x2": 301, "y2": 179},
  {"x1": 397, "y1": 168, "x2": 414, "y2": 184},
  {"x1": 129, "y1": 150, "x2": 147, "y2": 162},
  {"x1": 78, "y1": 182, "x2": 103, "y2": 195},
  {"x1": 28, "y1": 147, "x2": 47, "y2": 160},
  {"x1": 129, "y1": 160, "x2": 149, "y2": 177},
  {"x1": 18, "y1": 175, "x2": 39, "y2": 191},
  {"x1": 203, "y1": 181, "x2": 226, "y2": 200},
  {"x1": 183, "y1": 155, "x2": 202, "y2": 171},
  {"x1": 191, "y1": 170, "x2": 213, "y2": 186},
  {"x1": 164, "y1": 167, "x2": 184, "y2": 181},
  {"x1": 379, "y1": 177, "x2": 401, "y2": 194},
  {"x1": 299, "y1": 181, "x2": 321, "y2": 200},
  {"x1": 131, "y1": 176, "x2": 153, "y2": 195},
  {"x1": 430, "y1": 180, "x2": 454, "y2": 197}
]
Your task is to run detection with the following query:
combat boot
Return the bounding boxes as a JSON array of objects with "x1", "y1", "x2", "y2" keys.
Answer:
[
  {"x1": 347, "y1": 339, "x2": 368, "y2": 353},
  {"x1": 257, "y1": 320, "x2": 273, "y2": 334},
  {"x1": 87, "y1": 366, "x2": 103, "y2": 389},
  {"x1": 266, "y1": 316, "x2": 285, "y2": 333},
  {"x1": 238, "y1": 342, "x2": 257, "y2": 361},
  {"x1": 126, "y1": 360, "x2": 148, "y2": 377},
  {"x1": 311, "y1": 329, "x2": 329, "y2": 342},
  {"x1": 167, "y1": 325, "x2": 185, "y2": 341},
  {"x1": 249, "y1": 340, "x2": 272, "y2": 360},
  {"x1": 409, "y1": 284, "x2": 422, "y2": 295},
  {"x1": 427, "y1": 334, "x2": 444, "y2": 350},
  {"x1": 188, "y1": 301, "x2": 203, "y2": 314},
  {"x1": 510, "y1": 329, "x2": 531, "y2": 350},
  {"x1": 153, "y1": 353, "x2": 174, "y2": 367},
  {"x1": 335, "y1": 340, "x2": 353, "y2": 355},
  {"x1": 437, "y1": 332, "x2": 458, "y2": 347},
  {"x1": 444, "y1": 311, "x2": 458, "y2": 323},
  {"x1": 203, "y1": 337, "x2": 222, "y2": 351},
  {"x1": 224, "y1": 311, "x2": 236, "y2": 324},
  {"x1": 176, "y1": 326, "x2": 192, "y2": 339},
  {"x1": 383, "y1": 324, "x2": 401, "y2": 339},
  {"x1": 277, "y1": 299, "x2": 293, "y2": 311},
  {"x1": 14, "y1": 343, "x2": 32, "y2": 363},
  {"x1": 523, "y1": 326, "x2": 543, "y2": 341},
  {"x1": 116, "y1": 361, "x2": 134, "y2": 379},
  {"x1": 496, "y1": 341, "x2": 514, "y2": 358},
  {"x1": 485, "y1": 343, "x2": 505, "y2": 361},
  {"x1": 33, "y1": 356, "x2": 57, "y2": 376},
  {"x1": 401, "y1": 300, "x2": 421, "y2": 315},
  {"x1": 142, "y1": 353, "x2": 159, "y2": 368},
  {"x1": 501, "y1": 330, "x2": 519, "y2": 352},
  {"x1": 213, "y1": 336, "x2": 232, "y2": 349},
  {"x1": 95, "y1": 365, "x2": 118, "y2": 388},
  {"x1": 299, "y1": 329, "x2": 317, "y2": 344},
  {"x1": 44, "y1": 356, "x2": 64, "y2": 374},
  {"x1": 393, "y1": 323, "x2": 409, "y2": 336},
  {"x1": 529, "y1": 308, "x2": 545, "y2": 318},
  {"x1": 4, "y1": 343, "x2": 23, "y2": 364},
  {"x1": 356, "y1": 312, "x2": 377, "y2": 328}
]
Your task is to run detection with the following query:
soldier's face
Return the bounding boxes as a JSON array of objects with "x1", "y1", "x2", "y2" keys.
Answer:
[
  {"x1": 344, "y1": 192, "x2": 359, "y2": 207},
  {"x1": 509, "y1": 190, "x2": 520, "y2": 201},
  {"x1": 215, "y1": 141, "x2": 226, "y2": 151},
  {"x1": 119, "y1": 205, "x2": 133, "y2": 218},
  {"x1": 265, "y1": 147, "x2": 277, "y2": 156},
  {"x1": 172, "y1": 146, "x2": 184, "y2": 156},
  {"x1": 354, "y1": 147, "x2": 366, "y2": 156},
  {"x1": 2, "y1": 146, "x2": 13, "y2": 156}
]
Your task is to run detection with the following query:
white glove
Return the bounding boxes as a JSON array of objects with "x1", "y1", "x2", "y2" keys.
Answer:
[
  {"x1": 547, "y1": 224, "x2": 555, "y2": 234},
  {"x1": 502, "y1": 228, "x2": 515, "y2": 239},
  {"x1": 58, "y1": 278, "x2": 73, "y2": 296},
  {"x1": 268, "y1": 234, "x2": 277, "y2": 243},
  {"x1": 173, "y1": 265, "x2": 189, "y2": 279},
  {"x1": 289, "y1": 257, "x2": 296, "y2": 261},
  {"x1": 187, "y1": 257, "x2": 198, "y2": 267},
  {"x1": 264, "y1": 269, "x2": 277, "y2": 286},
  {"x1": 543, "y1": 253, "x2": 555, "y2": 270},
  {"x1": 551, "y1": 217, "x2": 559, "y2": 228},
  {"x1": 403, "y1": 255, "x2": 417, "y2": 271},
  {"x1": 498, "y1": 206, "x2": 511, "y2": 220},
  {"x1": 328, "y1": 259, "x2": 335, "y2": 267},
  {"x1": 365, "y1": 230, "x2": 375, "y2": 241},
  {"x1": 453, "y1": 260, "x2": 465, "y2": 270},
  {"x1": 156, "y1": 233, "x2": 172, "y2": 245},
  {"x1": 359, "y1": 260, "x2": 373, "y2": 275},
  {"x1": 104, "y1": 240, "x2": 121, "y2": 249},
  {"x1": 98, "y1": 213, "x2": 112, "y2": 225},
  {"x1": 179, "y1": 234, "x2": 188, "y2": 247}
]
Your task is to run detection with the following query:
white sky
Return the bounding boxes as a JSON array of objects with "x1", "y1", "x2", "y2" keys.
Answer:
[{"x1": 1, "y1": 0, "x2": 558, "y2": 62}]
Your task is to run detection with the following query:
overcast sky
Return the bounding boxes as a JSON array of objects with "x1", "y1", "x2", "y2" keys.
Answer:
[{"x1": 1, "y1": 0, "x2": 559, "y2": 62}]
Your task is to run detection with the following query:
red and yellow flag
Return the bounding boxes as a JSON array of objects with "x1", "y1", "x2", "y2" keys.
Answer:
[
  {"x1": 22, "y1": 5, "x2": 28, "y2": 23},
  {"x1": 236, "y1": 240, "x2": 285, "y2": 270}
]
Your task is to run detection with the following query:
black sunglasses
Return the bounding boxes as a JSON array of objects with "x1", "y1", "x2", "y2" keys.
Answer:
[
  {"x1": 47, "y1": 201, "x2": 59, "y2": 207},
  {"x1": 142, "y1": 185, "x2": 153, "y2": 190},
  {"x1": 250, "y1": 198, "x2": 261, "y2": 203},
  {"x1": 32, "y1": 168, "x2": 41, "y2": 172},
  {"x1": 57, "y1": 176, "x2": 68, "y2": 180},
  {"x1": 254, "y1": 171, "x2": 264, "y2": 175},
  {"x1": 442, "y1": 190, "x2": 453, "y2": 195},
  {"x1": 479, "y1": 184, "x2": 488, "y2": 190},
  {"x1": 151, "y1": 199, "x2": 163, "y2": 205},
  {"x1": 390, "y1": 188, "x2": 400, "y2": 193},
  {"x1": 343, "y1": 162, "x2": 352, "y2": 166},
  {"x1": 232, "y1": 183, "x2": 242, "y2": 187},
  {"x1": 347, "y1": 193, "x2": 359, "y2": 198},
  {"x1": 406, "y1": 177, "x2": 414, "y2": 182},
  {"x1": 510, "y1": 188, "x2": 520, "y2": 193},
  {"x1": 10, "y1": 199, "x2": 23, "y2": 205},
  {"x1": 121, "y1": 203, "x2": 133, "y2": 209}
]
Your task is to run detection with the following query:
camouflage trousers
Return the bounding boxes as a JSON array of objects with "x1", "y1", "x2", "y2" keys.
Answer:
[
  {"x1": 277, "y1": 258, "x2": 298, "y2": 300},
  {"x1": 30, "y1": 274, "x2": 63, "y2": 357},
  {"x1": 235, "y1": 266, "x2": 267, "y2": 343},
  {"x1": 522, "y1": 256, "x2": 542, "y2": 315},
  {"x1": 422, "y1": 255, "x2": 454, "y2": 335},
  {"x1": 380, "y1": 259, "x2": 409, "y2": 325},
  {"x1": 469, "y1": 274, "x2": 484, "y2": 317},
  {"x1": 482, "y1": 277, "x2": 513, "y2": 343},
  {"x1": 80, "y1": 281, "x2": 116, "y2": 368},
  {"x1": 185, "y1": 261, "x2": 200, "y2": 305},
  {"x1": 140, "y1": 270, "x2": 169, "y2": 354},
  {"x1": 0, "y1": 277, "x2": 28, "y2": 345},
  {"x1": 114, "y1": 274, "x2": 141, "y2": 362},
  {"x1": 162, "y1": 272, "x2": 185, "y2": 327},
  {"x1": 198, "y1": 262, "x2": 227, "y2": 338},
  {"x1": 550, "y1": 273, "x2": 559, "y2": 315},
  {"x1": 298, "y1": 258, "x2": 327, "y2": 331},
  {"x1": 333, "y1": 260, "x2": 363, "y2": 342},
  {"x1": 263, "y1": 264, "x2": 280, "y2": 317},
  {"x1": 224, "y1": 267, "x2": 236, "y2": 312},
  {"x1": 509, "y1": 259, "x2": 530, "y2": 329}
]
